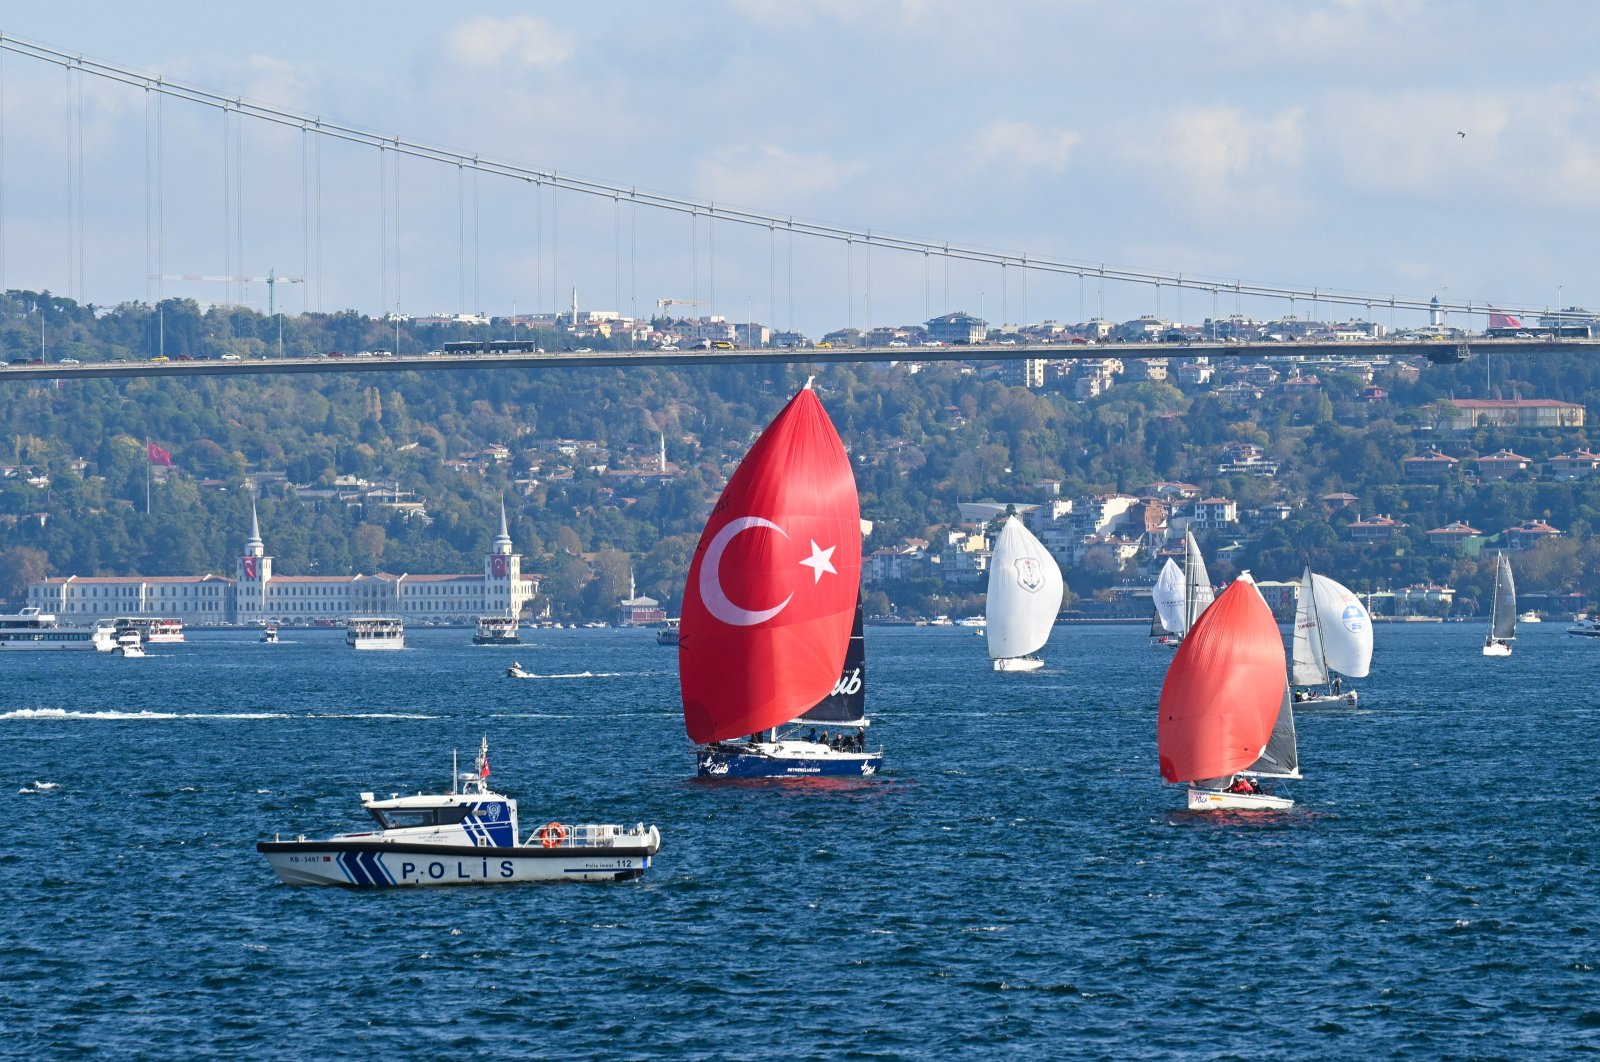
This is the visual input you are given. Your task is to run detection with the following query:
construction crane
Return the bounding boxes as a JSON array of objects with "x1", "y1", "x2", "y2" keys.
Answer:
[
  {"x1": 153, "y1": 269, "x2": 305, "y2": 315},
  {"x1": 655, "y1": 298, "x2": 706, "y2": 315}
]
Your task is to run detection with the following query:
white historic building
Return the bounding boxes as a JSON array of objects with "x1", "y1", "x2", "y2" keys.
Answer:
[{"x1": 28, "y1": 501, "x2": 536, "y2": 625}]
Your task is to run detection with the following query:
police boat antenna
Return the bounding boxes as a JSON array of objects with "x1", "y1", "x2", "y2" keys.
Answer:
[{"x1": 451, "y1": 749, "x2": 458, "y2": 795}]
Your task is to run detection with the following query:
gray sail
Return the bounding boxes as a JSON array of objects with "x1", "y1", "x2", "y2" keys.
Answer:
[
  {"x1": 797, "y1": 598, "x2": 866, "y2": 724},
  {"x1": 1245, "y1": 686, "x2": 1301, "y2": 779},
  {"x1": 1491, "y1": 554, "x2": 1517, "y2": 641}
]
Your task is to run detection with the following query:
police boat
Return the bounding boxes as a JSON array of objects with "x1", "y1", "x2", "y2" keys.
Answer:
[{"x1": 256, "y1": 738, "x2": 661, "y2": 887}]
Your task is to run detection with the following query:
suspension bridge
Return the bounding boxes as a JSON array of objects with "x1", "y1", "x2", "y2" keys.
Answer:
[{"x1": 0, "y1": 32, "x2": 1580, "y2": 377}]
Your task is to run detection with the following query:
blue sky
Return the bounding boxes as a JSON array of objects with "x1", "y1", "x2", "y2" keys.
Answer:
[{"x1": 1, "y1": 2, "x2": 1596, "y2": 335}]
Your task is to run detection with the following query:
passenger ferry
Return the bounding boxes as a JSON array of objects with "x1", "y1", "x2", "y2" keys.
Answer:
[
  {"x1": 113, "y1": 617, "x2": 185, "y2": 644},
  {"x1": 346, "y1": 616, "x2": 405, "y2": 650},
  {"x1": 472, "y1": 615, "x2": 520, "y2": 645},
  {"x1": 0, "y1": 608, "x2": 117, "y2": 652},
  {"x1": 257, "y1": 738, "x2": 661, "y2": 887}
]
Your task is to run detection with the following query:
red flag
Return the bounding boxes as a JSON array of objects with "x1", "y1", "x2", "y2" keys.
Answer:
[
  {"x1": 147, "y1": 442, "x2": 173, "y2": 468},
  {"x1": 479, "y1": 752, "x2": 490, "y2": 778}
]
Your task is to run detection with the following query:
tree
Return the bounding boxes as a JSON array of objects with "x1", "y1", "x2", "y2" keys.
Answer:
[{"x1": 0, "y1": 546, "x2": 49, "y2": 604}]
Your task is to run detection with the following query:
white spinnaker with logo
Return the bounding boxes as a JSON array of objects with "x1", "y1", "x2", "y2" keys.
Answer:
[
  {"x1": 1153, "y1": 558, "x2": 1186, "y2": 635},
  {"x1": 1292, "y1": 567, "x2": 1373, "y2": 684},
  {"x1": 985, "y1": 517, "x2": 1065, "y2": 661}
]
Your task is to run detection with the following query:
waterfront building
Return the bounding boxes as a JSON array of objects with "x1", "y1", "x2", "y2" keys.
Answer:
[
  {"x1": 1442, "y1": 399, "x2": 1585, "y2": 430},
  {"x1": 28, "y1": 501, "x2": 536, "y2": 626}
]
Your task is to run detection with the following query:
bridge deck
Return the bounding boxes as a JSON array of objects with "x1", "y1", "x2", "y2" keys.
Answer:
[{"x1": 0, "y1": 337, "x2": 1584, "y2": 381}]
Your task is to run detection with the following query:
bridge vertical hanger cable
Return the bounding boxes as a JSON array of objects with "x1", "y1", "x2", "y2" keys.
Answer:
[
  {"x1": 379, "y1": 145, "x2": 387, "y2": 315},
  {"x1": 613, "y1": 195, "x2": 620, "y2": 315},
  {"x1": 76, "y1": 61, "x2": 85, "y2": 302},
  {"x1": 456, "y1": 163, "x2": 465, "y2": 312},
  {"x1": 549, "y1": 174, "x2": 557, "y2": 317},
  {"x1": 1001, "y1": 261, "x2": 1007, "y2": 327},
  {"x1": 864, "y1": 233, "x2": 871, "y2": 337},
  {"x1": 630, "y1": 192, "x2": 637, "y2": 349},
  {"x1": 155, "y1": 88, "x2": 163, "y2": 302},
  {"x1": 787, "y1": 221, "x2": 794, "y2": 334},
  {"x1": 708, "y1": 205, "x2": 716, "y2": 323},
  {"x1": 392, "y1": 138, "x2": 400, "y2": 319},
  {"x1": 768, "y1": 223, "x2": 775, "y2": 339},
  {"x1": 64, "y1": 62, "x2": 73, "y2": 302},
  {"x1": 472, "y1": 163, "x2": 480, "y2": 314},
  {"x1": 222, "y1": 105, "x2": 232, "y2": 305},
  {"x1": 690, "y1": 208, "x2": 698, "y2": 309},
  {"x1": 845, "y1": 235, "x2": 853, "y2": 331},
  {"x1": 235, "y1": 101, "x2": 244, "y2": 297},
  {"x1": 144, "y1": 84, "x2": 151, "y2": 304},
  {"x1": 301, "y1": 126, "x2": 309, "y2": 314},
  {"x1": 533, "y1": 178, "x2": 542, "y2": 316},
  {"x1": 313, "y1": 127, "x2": 322, "y2": 312}
]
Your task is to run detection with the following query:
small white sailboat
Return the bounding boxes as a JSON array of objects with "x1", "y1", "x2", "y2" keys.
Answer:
[
  {"x1": 1160, "y1": 574, "x2": 1299, "y2": 811},
  {"x1": 985, "y1": 516, "x2": 1064, "y2": 672},
  {"x1": 1484, "y1": 553, "x2": 1516, "y2": 657},
  {"x1": 1291, "y1": 567, "x2": 1372, "y2": 707},
  {"x1": 1151, "y1": 558, "x2": 1185, "y2": 647}
]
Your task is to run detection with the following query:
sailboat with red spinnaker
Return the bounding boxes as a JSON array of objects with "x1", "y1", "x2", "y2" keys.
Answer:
[{"x1": 1159, "y1": 574, "x2": 1300, "y2": 810}]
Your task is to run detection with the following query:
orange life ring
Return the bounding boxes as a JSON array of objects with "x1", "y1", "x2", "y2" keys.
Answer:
[{"x1": 536, "y1": 821, "x2": 568, "y2": 848}]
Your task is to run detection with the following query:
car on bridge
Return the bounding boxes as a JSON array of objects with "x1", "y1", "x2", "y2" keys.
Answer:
[
  {"x1": 221, "y1": 353, "x2": 241, "y2": 361},
  {"x1": 7, "y1": 358, "x2": 27, "y2": 365},
  {"x1": 150, "y1": 355, "x2": 169, "y2": 362},
  {"x1": 58, "y1": 357, "x2": 80, "y2": 365}
]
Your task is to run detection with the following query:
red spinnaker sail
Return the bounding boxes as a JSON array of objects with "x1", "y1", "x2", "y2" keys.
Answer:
[
  {"x1": 1157, "y1": 578, "x2": 1286, "y2": 784},
  {"x1": 680, "y1": 387, "x2": 862, "y2": 744}
]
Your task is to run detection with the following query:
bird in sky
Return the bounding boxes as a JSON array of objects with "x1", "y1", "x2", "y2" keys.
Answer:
[{"x1": 1458, "y1": 130, "x2": 1466, "y2": 138}]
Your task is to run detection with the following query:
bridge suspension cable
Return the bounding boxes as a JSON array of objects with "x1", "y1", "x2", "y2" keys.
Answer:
[{"x1": 0, "y1": 32, "x2": 1553, "y2": 321}]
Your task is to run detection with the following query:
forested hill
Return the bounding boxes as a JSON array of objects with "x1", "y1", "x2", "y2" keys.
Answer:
[{"x1": 3, "y1": 290, "x2": 1600, "y2": 618}]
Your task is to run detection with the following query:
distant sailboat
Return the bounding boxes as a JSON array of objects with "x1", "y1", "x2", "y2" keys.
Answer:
[
  {"x1": 1151, "y1": 558, "x2": 1185, "y2": 646},
  {"x1": 985, "y1": 516, "x2": 1064, "y2": 672},
  {"x1": 1484, "y1": 553, "x2": 1516, "y2": 657},
  {"x1": 680, "y1": 383, "x2": 880, "y2": 778},
  {"x1": 1160, "y1": 575, "x2": 1298, "y2": 810},
  {"x1": 1182, "y1": 529, "x2": 1216, "y2": 637},
  {"x1": 1291, "y1": 567, "x2": 1373, "y2": 707}
]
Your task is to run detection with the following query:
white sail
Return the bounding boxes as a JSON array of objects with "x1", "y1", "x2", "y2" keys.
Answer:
[
  {"x1": 1182, "y1": 529, "x2": 1215, "y2": 633},
  {"x1": 1308, "y1": 572, "x2": 1373, "y2": 678},
  {"x1": 1291, "y1": 567, "x2": 1327, "y2": 686},
  {"x1": 1152, "y1": 558, "x2": 1186, "y2": 635},
  {"x1": 985, "y1": 517, "x2": 1064, "y2": 662},
  {"x1": 1491, "y1": 554, "x2": 1517, "y2": 641}
]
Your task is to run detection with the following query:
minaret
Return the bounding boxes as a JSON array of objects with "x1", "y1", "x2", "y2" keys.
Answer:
[
  {"x1": 571, "y1": 286, "x2": 580, "y2": 328},
  {"x1": 237, "y1": 498, "x2": 273, "y2": 623},
  {"x1": 485, "y1": 496, "x2": 522, "y2": 617},
  {"x1": 1430, "y1": 294, "x2": 1443, "y2": 327},
  {"x1": 659, "y1": 432, "x2": 667, "y2": 473}
]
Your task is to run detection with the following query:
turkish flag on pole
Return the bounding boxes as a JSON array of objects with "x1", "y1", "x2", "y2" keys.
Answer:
[{"x1": 147, "y1": 442, "x2": 173, "y2": 468}]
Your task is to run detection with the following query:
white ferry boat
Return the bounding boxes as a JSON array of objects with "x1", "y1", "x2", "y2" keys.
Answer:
[
  {"x1": 473, "y1": 615, "x2": 520, "y2": 645},
  {"x1": 346, "y1": 616, "x2": 405, "y2": 650},
  {"x1": 257, "y1": 739, "x2": 661, "y2": 887},
  {"x1": 0, "y1": 609, "x2": 117, "y2": 652},
  {"x1": 113, "y1": 616, "x2": 184, "y2": 644}
]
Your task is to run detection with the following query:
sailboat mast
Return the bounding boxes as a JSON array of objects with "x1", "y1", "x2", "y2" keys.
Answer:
[{"x1": 1309, "y1": 573, "x2": 1335, "y2": 690}]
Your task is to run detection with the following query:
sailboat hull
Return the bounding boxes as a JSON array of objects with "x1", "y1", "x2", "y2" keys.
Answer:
[
  {"x1": 1482, "y1": 640, "x2": 1512, "y2": 657},
  {"x1": 992, "y1": 655, "x2": 1044, "y2": 672},
  {"x1": 1186, "y1": 787, "x2": 1294, "y2": 811},
  {"x1": 696, "y1": 740, "x2": 881, "y2": 778},
  {"x1": 1294, "y1": 690, "x2": 1358, "y2": 709}
]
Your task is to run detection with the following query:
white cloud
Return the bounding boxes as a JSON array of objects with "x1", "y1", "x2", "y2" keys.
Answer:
[
  {"x1": 696, "y1": 145, "x2": 860, "y2": 210},
  {"x1": 445, "y1": 15, "x2": 574, "y2": 72},
  {"x1": 972, "y1": 120, "x2": 1080, "y2": 174},
  {"x1": 1117, "y1": 104, "x2": 1307, "y2": 216}
]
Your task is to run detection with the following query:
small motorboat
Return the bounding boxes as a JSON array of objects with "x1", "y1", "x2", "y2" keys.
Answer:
[
  {"x1": 1569, "y1": 615, "x2": 1600, "y2": 637},
  {"x1": 506, "y1": 662, "x2": 534, "y2": 679},
  {"x1": 260, "y1": 625, "x2": 279, "y2": 644},
  {"x1": 113, "y1": 629, "x2": 146, "y2": 658},
  {"x1": 257, "y1": 738, "x2": 661, "y2": 887}
]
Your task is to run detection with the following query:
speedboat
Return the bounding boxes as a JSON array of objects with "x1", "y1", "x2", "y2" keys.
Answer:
[
  {"x1": 1568, "y1": 615, "x2": 1600, "y2": 637},
  {"x1": 112, "y1": 629, "x2": 146, "y2": 658},
  {"x1": 656, "y1": 620, "x2": 680, "y2": 646},
  {"x1": 260, "y1": 625, "x2": 279, "y2": 643},
  {"x1": 1519, "y1": 610, "x2": 1540, "y2": 623},
  {"x1": 257, "y1": 739, "x2": 661, "y2": 887},
  {"x1": 506, "y1": 662, "x2": 534, "y2": 679}
]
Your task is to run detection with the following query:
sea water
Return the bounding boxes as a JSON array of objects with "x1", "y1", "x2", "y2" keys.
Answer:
[{"x1": 3, "y1": 623, "x2": 1596, "y2": 1058}]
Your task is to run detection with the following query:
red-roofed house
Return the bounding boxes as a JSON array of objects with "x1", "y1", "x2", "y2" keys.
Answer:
[
  {"x1": 1426, "y1": 520, "x2": 1483, "y2": 553},
  {"x1": 1547, "y1": 450, "x2": 1600, "y2": 481},
  {"x1": 1347, "y1": 514, "x2": 1406, "y2": 541},
  {"x1": 1403, "y1": 450, "x2": 1459, "y2": 480},
  {"x1": 1476, "y1": 449, "x2": 1531, "y2": 481},
  {"x1": 1443, "y1": 398, "x2": 1585, "y2": 430},
  {"x1": 1502, "y1": 520, "x2": 1562, "y2": 551}
]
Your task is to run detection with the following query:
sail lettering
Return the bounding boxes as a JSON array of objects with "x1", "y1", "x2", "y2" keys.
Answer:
[{"x1": 832, "y1": 668, "x2": 862, "y2": 696}]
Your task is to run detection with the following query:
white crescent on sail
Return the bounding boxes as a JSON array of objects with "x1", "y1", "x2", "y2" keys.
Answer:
[{"x1": 986, "y1": 517, "x2": 1064, "y2": 667}]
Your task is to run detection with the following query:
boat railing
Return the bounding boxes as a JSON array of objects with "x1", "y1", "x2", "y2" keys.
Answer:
[{"x1": 529, "y1": 823, "x2": 652, "y2": 848}]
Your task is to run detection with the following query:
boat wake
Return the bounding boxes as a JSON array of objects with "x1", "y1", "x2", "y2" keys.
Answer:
[
  {"x1": 1, "y1": 708, "x2": 437, "y2": 721},
  {"x1": 508, "y1": 671, "x2": 625, "y2": 680},
  {"x1": 17, "y1": 780, "x2": 59, "y2": 794}
]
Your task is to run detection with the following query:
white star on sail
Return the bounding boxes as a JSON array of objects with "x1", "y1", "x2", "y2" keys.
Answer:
[{"x1": 799, "y1": 540, "x2": 837, "y2": 584}]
